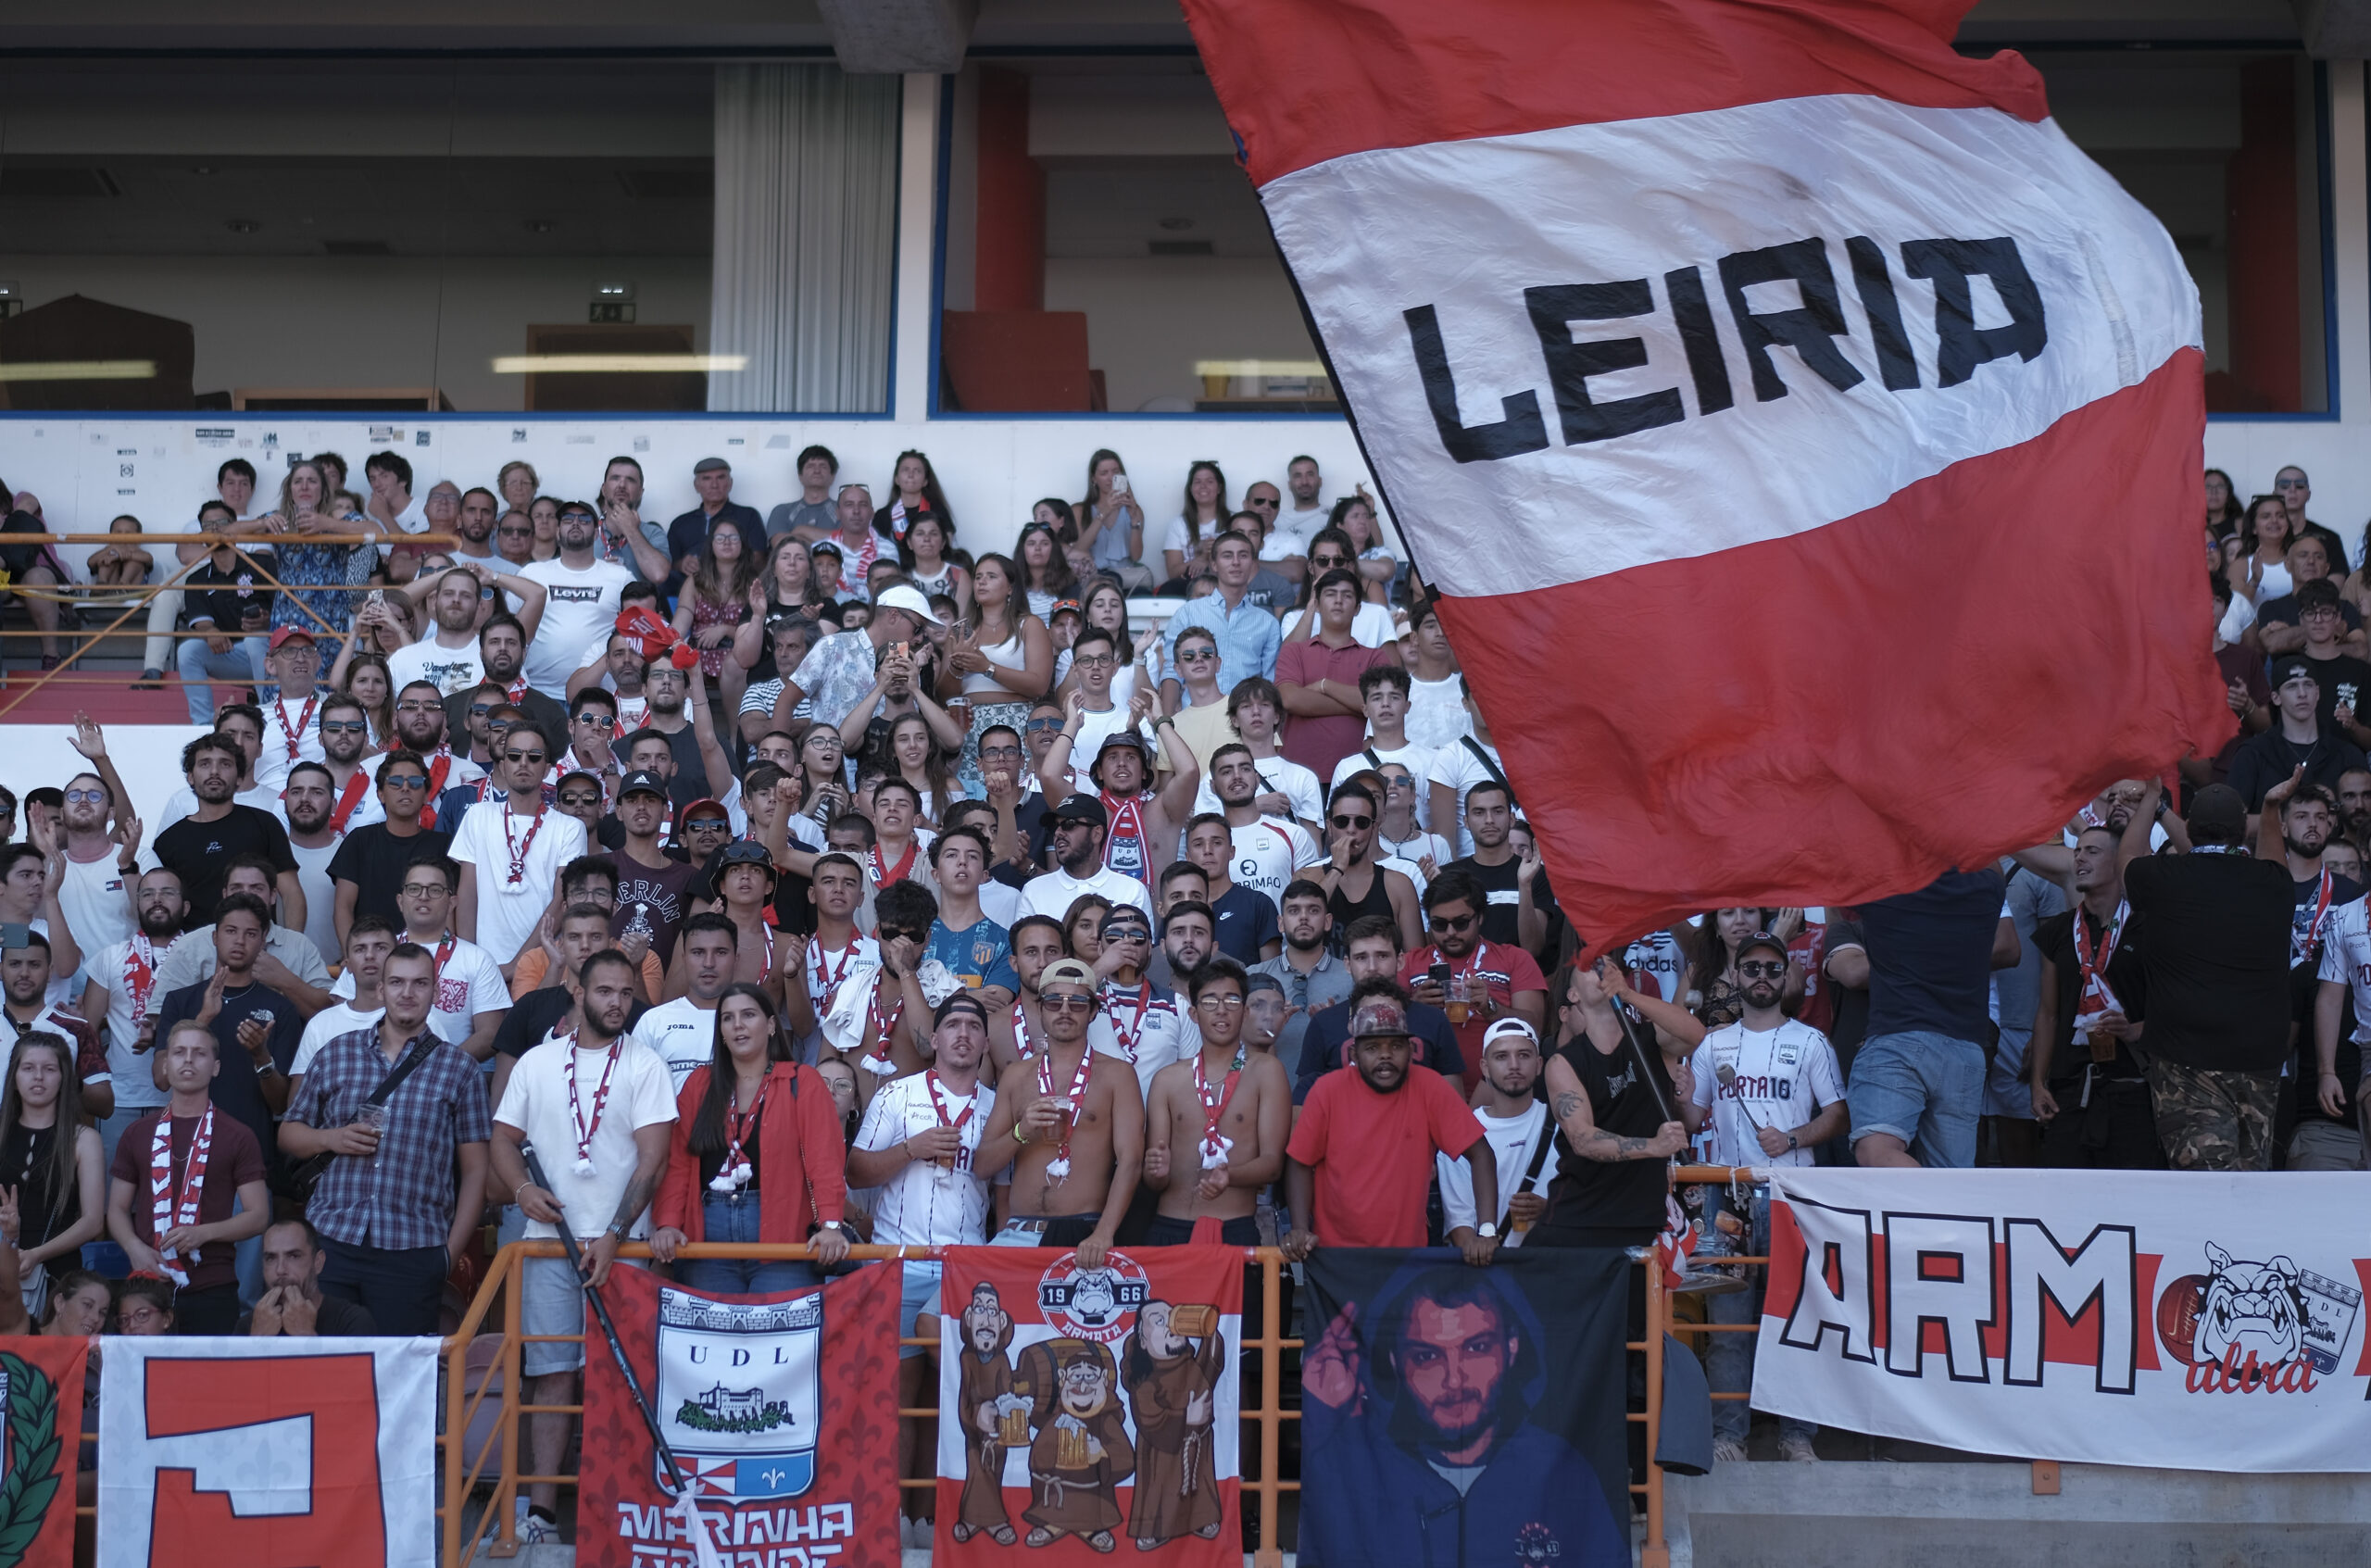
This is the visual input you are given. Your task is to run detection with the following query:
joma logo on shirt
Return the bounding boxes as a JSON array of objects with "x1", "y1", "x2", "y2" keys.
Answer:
[{"x1": 1410, "y1": 233, "x2": 2046, "y2": 462}]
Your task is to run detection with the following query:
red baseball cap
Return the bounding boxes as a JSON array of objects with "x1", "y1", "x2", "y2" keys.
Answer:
[{"x1": 266, "y1": 626, "x2": 315, "y2": 651}]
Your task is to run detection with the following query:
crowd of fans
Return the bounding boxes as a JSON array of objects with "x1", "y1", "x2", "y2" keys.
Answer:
[{"x1": 0, "y1": 446, "x2": 2354, "y2": 1528}]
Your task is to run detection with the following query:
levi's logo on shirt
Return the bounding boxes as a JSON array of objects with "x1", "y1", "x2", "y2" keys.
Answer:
[{"x1": 547, "y1": 585, "x2": 604, "y2": 603}]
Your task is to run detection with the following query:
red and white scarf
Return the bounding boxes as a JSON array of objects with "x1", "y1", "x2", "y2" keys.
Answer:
[
  {"x1": 2073, "y1": 900, "x2": 2129, "y2": 1021},
  {"x1": 1010, "y1": 998, "x2": 1040, "y2": 1060},
  {"x1": 149, "y1": 1106, "x2": 214, "y2": 1286},
  {"x1": 425, "y1": 744, "x2": 455, "y2": 797},
  {"x1": 1036, "y1": 1045, "x2": 1095, "y2": 1185},
  {"x1": 861, "y1": 973, "x2": 905, "y2": 1076},
  {"x1": 123, "y1": 933, "x2": 161, "y2": 1033},
  {"x1": 273, "y1": 693, "x2": 318, "y2": 761},
  {"x1": 1103, "y1": 981, "x2": 1153, "y2": 1062},
  {"x1": 809, "y1": 941, "x2": 861, "y2": 1017},
  {"x1": 1193, "y1": 1045, "x2": 1247, "y2": 1170},
  {"x1": 565, "y1": 1034, "x2": 621, "y2": 1176},
  {"x1": 501, "y1": 802, "x2": 548, "y2": 886},
  {"x1": 709, "y1": 1079, "x2": 767, "y2": 1193},
  {"x1": 1099, "y1": 792, "x2": 1151, "y2": 884},
  {"x1": 926, "y1": 1071, "x2": 977, "y2": 1175},
  {"x1": 867, "y1": 839, "x2": 919, "y2": 887},
  {"x1": 328, "y1": 767, "x2": 372, "y2": 834}
]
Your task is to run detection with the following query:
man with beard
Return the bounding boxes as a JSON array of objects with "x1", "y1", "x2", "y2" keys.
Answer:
[
  {"x1": 1121, "y1": 1299, "x2": 1228, "y2": 1549},
  {"x1": 1400, "y1": 871, "x2": 1546, "y2": 1094},
  {"x1": 330, "y1": 750, "x2": 452, "y2": 946},
  {"x1": 1205, "y1": 745, "x2": 1322, "y2": 918},
  {"x1": 1286, "y1": 992, "x2": 1494, "y2": 1261},
  {"x1": 567, "y1": 631, "x2": 655, "y2": 737},
  {"x1": 455, "y1": 723, "x2": 589, "y2": 972},
  {"x1": 391, "y1": 680, "x2": 481, "y2": 797},
  {"x1": 2337, "y1": 768, "x2": 2371, "y2": 851},
  {"x1": 1037, "y1": 685, "x2": 1200, "y2": 884},
  {"x1": 1440, "y1": 1019, "x2": 1562, "y2": 1256},
  {"x1": 1313, "y1": 779, "x2": 1422, "y2": 954},
  {"x1": 520, "y1": 500, "x2": 636, "y2": 698},
  {"x1": 631, "y1": 661, "x2": 735, "y2": 813},
  {"x1": 1019, "y1": 796, "x2": 1154, "y2": 922},
  {"x1": 280, "y1": 761, "x2": 346, "y2": 965},
  {"x1": 391, "y1": 566, "x2": 500, "y2": 696},
  {"x1": 151, "y1": 857, "x2": 334, "y2": 1018},
  {"x1": 1297, "y1": 1266, "x2": 1627, "y2": 1568},
  {"x1": 2264, "y1": 778, "x2": 2365, "y2": 1169},
  {"x1": 1252, "y1": 879, "x2": 1349, "y2": 1077},
  {"x1": 628, "y1": 913, "x2": 737, "y2": 1089},
  {"x1": 444, "y1": 613, "x2": 567, "y2": 745},
  {"x1": 154, "y1": 738, "x2": 305, "y2": 939},
  {"x1": 1013, "y1": 1344, "x2": 1135, "y2": 1550},
  {"x1": 448, "y1": 485, "x2": 500, "y2": 565},
  {"x1": 594, "y1": 456, "x2": 675, "y2": 583},
  {"x1": 974, "y1": 959, "x2": 1143, "y2": 1262},
  {"x1": 491, "y1": 947, "x2": 674, "y2": 1546},
  {"x1": 79, "y1": 868, "x2": 186, "y2": 1158},
  {"x1": 2028, "y1": 826, "x2": 2161, "y2": 1169},
  {"x1": 55, "y1": 757, "x2": 140, "y2": 955},
  {"x1": 1678, "y1": 933, "x2": 1843, "y2": 1461},
  {"x1": 1294, "y1": 919, "x2": 1466, "y2": 1102},
  {"x1": 307, "y1": 696, "x2": 388, "y2": 835},
  {"x1": 948, "y1": 1284, "x2": 1021, "y2": 1546}
]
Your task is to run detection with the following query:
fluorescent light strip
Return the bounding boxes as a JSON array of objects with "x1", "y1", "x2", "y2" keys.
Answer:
[
  {"x1": 491, "y1": 354, "x2": 748, "y2": 374},
  {"x1": 1192, "y1": 359, "x2": 1325, "y2": 378},
  {"x1": 0, "y1": 360, "x2": 156, "y2": 381}
]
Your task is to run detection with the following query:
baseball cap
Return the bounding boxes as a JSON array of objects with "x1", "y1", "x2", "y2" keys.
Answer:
[
  {"x1": 1048, "y1": 598, "x2": 1085, "y2": 621},
  {"x1": 1041, "y1": 794, "x2": 1109, "y2": 831},
  {"x1": 1737, "y1": 930, "x2": 1789, "y2": 964},
  {"x1": 693, "y1": 456, "x2": 731, "y2": 474},
  {"x1": 809, "y1": 540, "x2": 845, "y2": 560},
  {"x1": 2188, "y1": 782, "x2": 2246, "y2": 843},
  {"x1": 1481, "y1": 1016, "x2": 1540, "y2": 1049},
  {"x1": 1039, "y1": 958, "x2": 1098, "y2": 993},
  {"x1": 717, "y1": 839, "x2": 774, "y2": 871},
  {"x1": 935, "y1": 993, "x2": 990, "y2": 1029},
  {"x1": 618, "y1": 770, "x2": 667, "y2": 800},
  {"x1": 681, "y1": 797, "x2": 732, "y2": 824},
  {"x1": 1349, "y1": 996, "x2": 1412, "y2": 1039},
  {"x1": 2270, "y1": 656, "x2": 2318, "y2": 691},
  {"x1": 266, "y1": 626, "x2": 315, "y2": 651},
  {"x1": 872, "y1": 583, "x2": 945, "y2": 627}
]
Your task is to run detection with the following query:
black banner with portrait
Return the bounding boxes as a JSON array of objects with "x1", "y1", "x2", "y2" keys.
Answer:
[{"x1": 1298, "y1": 1248, "x2": 1632, "y2": 1568}]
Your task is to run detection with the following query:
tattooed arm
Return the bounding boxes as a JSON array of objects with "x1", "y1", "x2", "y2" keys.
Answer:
[
  {"x1": 1542, "y1": 1054, "x2": 1687, "y2": 1163},
  {"x1": 581, "y1": 1121, "x2": 673, "y2": 1288}
]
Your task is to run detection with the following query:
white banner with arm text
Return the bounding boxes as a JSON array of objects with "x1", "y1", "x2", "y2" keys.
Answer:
[{"x1": 1751, "y1": 1169, "x2": 2371, "y2": 1471}]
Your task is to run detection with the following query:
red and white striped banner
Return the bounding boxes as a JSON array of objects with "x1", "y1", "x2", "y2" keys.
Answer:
[{"x1": 1181, "y1": 0, "x2": 2230, "y2": 944}]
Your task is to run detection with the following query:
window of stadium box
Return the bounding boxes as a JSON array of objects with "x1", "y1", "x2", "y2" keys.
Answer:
[{"x1": 0, "y1": 58, "x2": 895, "y2": 416}]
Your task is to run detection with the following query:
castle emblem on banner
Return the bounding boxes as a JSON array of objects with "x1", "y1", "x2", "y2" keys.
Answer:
[{"x1": 653, "y1": 1286, "x2": 823, "y2": 1499}]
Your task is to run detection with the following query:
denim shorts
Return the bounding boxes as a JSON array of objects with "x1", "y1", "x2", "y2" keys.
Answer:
[
  {"x1": 897, "y1": 1260, "x2": 942, "y2": 1361},
  {"x1": 1846, "y1": 1030, "x2": 1985, "y2": 1169},
  {"x1": 521, "y1": 1250, "x2": 646, "y2": 1377}
]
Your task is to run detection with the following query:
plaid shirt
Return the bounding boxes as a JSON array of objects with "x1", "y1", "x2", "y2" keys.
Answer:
[{"x1": 286, "y1": 1025, "x2": 492, "y2": 1252}]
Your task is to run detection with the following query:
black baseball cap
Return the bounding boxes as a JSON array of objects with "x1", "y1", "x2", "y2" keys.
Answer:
[
  {"x1": 1041, "y1": 794, "x2": 1109, "y2": 831},
  {"x1": 619, "y1": 770, "x2": 667, "y2": 800},
  {"x1": 1737, "y1": 930, "x2": 1788, "y2": 964}
]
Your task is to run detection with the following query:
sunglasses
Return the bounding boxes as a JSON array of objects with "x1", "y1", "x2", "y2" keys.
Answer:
[
  {"x1": 320, "y1": 720, "x2": 369, "y2": 734},
  {"x1": 502, "y1": 750, "x2": 546, "y2": 765},
  {"x1": 2276, "y1": 478, "x2": 2309, "y2": 488},
  {"x1": 381, "y1": 775, "x2": 430, "y2": 791},
  {"x1": 395, "y1": 699, "x2": 442, "y2": 713},
  {"x1": 559, "y1": 792, "x2": 603, "y2": 808},
  {"x1": 1428, "y1": 910, "x2": 1478, "y2": 933},
  {"x1": 1026, "y1": 719, "x2": 1065, "y2": 734},
  {"x1": 468, "y1": 703, "x2": 499, "y2": 717},
  {"x1": 497, "y1": 525, "x2": 533, "y2": 537},
  {"x1": 1177, "y1": 647, "x2": 1216, "y2": 662},
  {"x1": 1737, "y1": 960, "x2": 1788, "y2": 978},
  {"x1": 1041, "y1": 994, "x2": 1096, "y2": 1013},
  {"x1": 1329, "y1": 814, "x2": 1372, "y2": 829}
]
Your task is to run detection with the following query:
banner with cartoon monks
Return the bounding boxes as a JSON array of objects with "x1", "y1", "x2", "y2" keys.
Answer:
[
  {"x1": 1757, "y1": 1169, "x2": 2371, "y2": 1470},
  {"x1": 936, "y1": 1246, "x2": 1243, "y2": 1565}
]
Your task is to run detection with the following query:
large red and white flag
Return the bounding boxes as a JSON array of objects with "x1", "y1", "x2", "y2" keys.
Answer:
[{"x1": 1182, "y1": 0, "x2": 2229, "y2": 945}]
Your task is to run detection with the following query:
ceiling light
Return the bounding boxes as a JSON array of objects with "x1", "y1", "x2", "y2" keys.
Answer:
[{"x1": 491, "y1": 354, "x2": 747, "y2": 374}]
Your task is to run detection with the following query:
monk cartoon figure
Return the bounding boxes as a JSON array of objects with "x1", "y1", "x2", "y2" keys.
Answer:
[
  {"x1": 1122, "y1": 1300, "x2": 1227, "y2": 1549},
  {"x1": 954, "y1": 1284, "x2": 1022, "y2": 1546},
  {"x1": 1022, "y1": 1340, "x2": 1135, "y2": 1550}
]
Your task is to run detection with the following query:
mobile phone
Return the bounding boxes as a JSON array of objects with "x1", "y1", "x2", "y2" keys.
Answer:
[
  {"x1": 1110, "y1": 472, "x2": 1131, "y2": 496},
  {"x1": 1428, "y1": 961, "x2": 1451, "y2": 994},
  {"x1": 0, "y1": 923, "x2": 29, "y2": 952}
]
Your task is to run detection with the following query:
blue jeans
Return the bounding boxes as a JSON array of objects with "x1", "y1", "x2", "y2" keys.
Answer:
[
  {"x1": 1848, "y1": 1030, "x2": 1985, "y2": 1168},
  {"x1": 678, "y1": 1191, "x2": 820, "y2": 1297},
  {"x1": 175, "y1": 633, "x2": 268, "y2": 723},
  {"x1": 1705, "y1": 1185, "x2": 1813, "y2": 1446}
]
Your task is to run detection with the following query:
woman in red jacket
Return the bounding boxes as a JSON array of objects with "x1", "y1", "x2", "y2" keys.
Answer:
[{"x1": 650, "y1": 983, "x2": 852, "y2": 1293}]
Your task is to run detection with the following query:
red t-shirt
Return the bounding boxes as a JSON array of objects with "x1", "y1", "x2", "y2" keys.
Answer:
[
  {"x1": 1399, "y1": 940, "x2": 1548, "y2": 1092},
  {"x1": 108, "y1": 1110, "x2": 266, "y2": 1295},
  {"x1": 1287, "y1": 1063, "x2": 1485, "y2": 1248},
  {"x1": 1274, "y1": 637, "x2": 1397, "y2": 780}
]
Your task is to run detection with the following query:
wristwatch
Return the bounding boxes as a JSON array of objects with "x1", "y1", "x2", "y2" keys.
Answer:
[
  {"x1": 606, "y1": 1220, "x2": 633, "y2": 1242},
  {"x1": 1475, "y1": 1222, "x2": 1499, "y2": 1239},
  {"x1": 1786, "y1": 1133, "x2": 1799, "y2": 1153},
  {"x1": 819, "y1": 1220, "x2": 844, "y2": 1232}
]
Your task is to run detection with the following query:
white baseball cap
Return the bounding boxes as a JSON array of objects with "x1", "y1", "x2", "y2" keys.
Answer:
[
  {"x1": 872, "y1": 583, "x2": 945, "y2": 627},
  {"x1": 1482, "y1": 1017, "x2": 1539, "y2": 1049}
]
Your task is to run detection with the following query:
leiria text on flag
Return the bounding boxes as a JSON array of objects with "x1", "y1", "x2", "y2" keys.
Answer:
[{"x1": 1181, "y1": 0, "x2": 2225, "y2": 941}]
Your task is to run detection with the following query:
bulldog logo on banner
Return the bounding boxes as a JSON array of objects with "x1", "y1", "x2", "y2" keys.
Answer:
[
  {"x1": 1757, "y1": 1170, "x2": 2371, "y2": 1470},
  {"x1": 578, "y1": 1266, "x2": 899, "y2": 1568},
  {"x1": 936, "y1": 1246, "x2": 1241, "y2": 1564}
]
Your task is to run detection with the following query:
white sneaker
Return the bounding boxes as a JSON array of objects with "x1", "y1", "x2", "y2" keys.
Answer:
[
  {"x1": 1712, "y1": 1437, "x2": 1748, "y2": 1463},
  {"x1": 1778, "y1": 1434, "x2": 1821, "y2": 1462},
  {"x1": 513, "y1": 1499, "x2": 560, "y2": 1545}
]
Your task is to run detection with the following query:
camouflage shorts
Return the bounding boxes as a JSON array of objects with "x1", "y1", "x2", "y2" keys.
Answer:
[{"x1": 2144, "y1": 1060, "x2": 2280, "y2": 1172}]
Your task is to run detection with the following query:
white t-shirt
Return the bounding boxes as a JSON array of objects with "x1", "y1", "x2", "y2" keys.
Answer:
[
  {"x1": 1429, "y1": 737, "x2": 1507, "y2": 857},
  {"x1": 291, "y1": 1000, "x2": 385, "y2": 1077},
  {"x1": 1404, "y1": 675, "x2": 1474, "y2": 752},
  {"x1": 1060, "y1": 705, "x2": 1153, "y2": 794},
  {"x1": 1018, "y1": 864, "x2": 1154, "y2": 922},
  {"x1": 1331, "y1": 743, "x2": 1436, "y2": 827},
  {"x1": 852, "y1": 1071, "x2": 997, "y2": 1248},
  {"x1": 1436, "y1": 1099, "x2": 1559, "y2": 1247},
  {"x1": 1192, "y1": 753, "x2": 1323, "y2": 827},
  {"x1": 2317, "y1": 897, "x2": 2371, "y2": 1040},
  {"x1": 1160, "y1": 513, "x2": 1216, "y2": 561},
  {"x1": 84, "y1": 934, "x2": 181, "y2": 1108},
  {"x1": 1224, "y1": 817, "x2": 1322, "y2": 909},
  {"x1": 386, "y1": 636, "x2": 485, "y2": 699},
  {"x1": 288, "y1": 838, "x2": 341, "y2": 969},
  {"x1": 1099, "y1": 985, "x2": 1193, "y2": 1101},
  {"x1": 631, "y1": 997, "x2": 718, "y2": 1093},
  {"x1": 449, "y1": 802, "x2": 591, "y2": 964},
  {"x1": 1623, "y1": 928, "x2": 1691, "y2": 1004},
  {"x1": 1262, "y1": 512, "x2": 1319, "y2": 561},
  {"x1": 328, "y1": 933, "x2": 508, "y2": 1048},
  {"x1": 494, "y1": 1035, "x2": 678, "y2": 1240},
  {"x1": 58, "y1": 853, "x2": 135, "y2": 956},
  {"x1": 253, "y1": 695, "x2": 328, "y2": 792},
  {"x1": 1344, "y1": 602, "x2": 1398, "y2": 650},
  {"x1": 1686, "y1": 1020, "x2": 1844, "y2": 1169},
  {"x1": 519, "y1": 558, "x2": 634, "y2": 696}
]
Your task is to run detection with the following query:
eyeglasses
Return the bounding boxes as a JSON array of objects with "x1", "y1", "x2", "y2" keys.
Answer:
[
  {"x1": 1041, "y1": 993, "x2": 1096, "y2": 1013},
  {"x1": 2303, "y1": 606, "x2": 2340, "y2": 619},
  {"x1": 497, "y1": 525, "x2": 533, "y2": 537},
  {"x1": 1428, "y1": 910, "x2": 1478, "y2": 933},
  {"x1": 320, "y1": 720, "x2": 369, "y2": 734},
  {"x1": 980, "y1": 745, "x2": 1022, "y2": 761},
  {"x1": 63, "y1": 789, "x2": 106, "y2": 805},
  {"x1": 395, "y1": 698, "x2": 442, "y2": 713},
  {"x1": 120, "y1": 1304, "x2": 167, "y2": 1328},
  {"x1": 399, "y1": 882, "x2": 447, "y2": 897},
  {"x1": 1737, "y1": 960, "x2": 1788, "y2": 978},
  {"x1": 381, "y1": 775, "x2": 430, "y2": 792},
  {"x1": 1196, "y1": 994, "x2": 1246, "y2": 1010},
  {"x1": 1329, "y1": 814, "x2": 1372, "y2": 829},
  {"x1": 1073, "y1": 653, "x2": 1115, "y2": 668}
]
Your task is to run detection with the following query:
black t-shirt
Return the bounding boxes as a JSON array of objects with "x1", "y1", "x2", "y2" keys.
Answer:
[
  {"x1": 148, "y1": 979, "x2": 303, "y2": 1178},
  {"x1": 237, "y1": 1294, "x2": 380, "y2": 1336},
  {"x1": 182, "y1": 550, "x2": 277, "y2": 633},
  {"x1": 1535, "y1": 1025, "x2": 1673, "y2": 1242},
  {"x1": 1861, "y1": 869, "x2": 2005, "y2": 1044},
  {"x1": 1821, "y1": 916, "x2": 1874, "y2": 1071},
  {"x1": 2226, "y1": 727, "x2": 2371, "y2": 810},
  {"x1": 1209, "y1": 883, "x2": 1279, "y2": 963},
  {"x1": 610, "y1": 853, "x2": 701, "y2": 968},
  {"x1": 656, "y1": 724, "x2": 709, "y2": 810},
  {"x1": 493, "y1": 985, "x2": 651, "y2": 1059},
  {"x1": 154, "y1": 805, "x2": 297, "y2": 934},
  {"x1": 2121, "y1": 850, "x2": 2293, "y2": 1073},
  {"x1": 2299, "y1": 652, "x2": 2371, "y2": 737},
  {"x1": 1445, "y1": 854, "x2": 1524, "y2": 947},
  {"x1": 326, "y1": 823, "x2": 453, "y2": 932},
  {"x1": 442, "y1": 685, "x2": 569, "y2": 759},
  {"x1": 2031, "y1": 906, "x2": 2147, "y2": 1087}
]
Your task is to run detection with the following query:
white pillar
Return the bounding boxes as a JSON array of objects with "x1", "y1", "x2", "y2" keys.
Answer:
[
  {"x1": 2329, "y1": 61, "x2": 2368, "y2": 428},
  {"x1": 892, "y1": 71, "x2": 943, "y2": 425}
]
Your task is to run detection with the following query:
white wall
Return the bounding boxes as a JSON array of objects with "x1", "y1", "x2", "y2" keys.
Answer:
[
  {"x1": 1045, "y1": 257, "x2": 1321, "y2": 412},
  {"x1": 3, "y1": 726, "x2": 200, "y2": 860},
  {"x1": 0, "y1": 256, "x2": 713, "y2": 414}
]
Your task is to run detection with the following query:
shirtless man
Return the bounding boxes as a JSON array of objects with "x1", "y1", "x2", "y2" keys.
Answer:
[
  {"x1": 1139, "y1": 958, "x2": 1288, "y2": 1249},
  {"x1": 974, "y1": 958, "x2": 1143, "y2": 1266}
]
